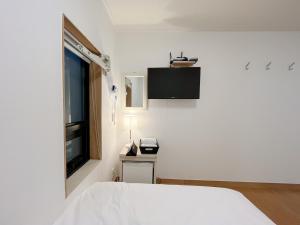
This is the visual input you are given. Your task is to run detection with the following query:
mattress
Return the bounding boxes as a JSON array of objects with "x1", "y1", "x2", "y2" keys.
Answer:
[{"x1": 54, "y1": 182, "x2": 275, "y2": 225}]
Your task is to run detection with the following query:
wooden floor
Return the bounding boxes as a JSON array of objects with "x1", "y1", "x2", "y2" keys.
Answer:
[{"x1": 157, "y1": 178, "x2": 300, "y2": 225}]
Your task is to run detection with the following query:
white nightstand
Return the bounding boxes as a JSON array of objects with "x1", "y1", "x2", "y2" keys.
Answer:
[{"x1": 119, "y1": 146, "x2": 157, "y2": 184}]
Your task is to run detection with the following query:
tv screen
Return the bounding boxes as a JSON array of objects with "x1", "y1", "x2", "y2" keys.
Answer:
[{"x1": 148, "y1": 67, "x2": 201, "y2": 99}]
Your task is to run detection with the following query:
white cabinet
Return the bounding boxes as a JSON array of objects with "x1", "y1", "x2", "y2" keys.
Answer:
[
  {"x1": 123, "y1": 162, "x2": 154, "y2": 184},
  {"x1": 120, "y1": 146, "x2": 157, "y2": 184}
]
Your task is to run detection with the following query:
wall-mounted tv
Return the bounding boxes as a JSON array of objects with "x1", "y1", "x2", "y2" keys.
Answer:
[{"x1": 148, "y1": 67, "x2": 201, "y2": 99}]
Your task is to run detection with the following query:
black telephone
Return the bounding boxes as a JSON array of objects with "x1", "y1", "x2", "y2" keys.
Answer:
[{"x1": 126, "y1": 141, "x2": 138, "y2": 156}]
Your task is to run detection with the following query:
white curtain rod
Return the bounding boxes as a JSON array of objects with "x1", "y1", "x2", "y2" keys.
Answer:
[{"x1": 64, "y1": 29, "x2": 111, "y2": 73}]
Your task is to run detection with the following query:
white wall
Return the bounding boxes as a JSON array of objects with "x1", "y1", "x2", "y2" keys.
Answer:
[
  {"x1": 0, "y1": 0, "x2": 120, "y2": 225},
  {"x1": 116, "y1": 31, "x2": 300, "y2": 184}
]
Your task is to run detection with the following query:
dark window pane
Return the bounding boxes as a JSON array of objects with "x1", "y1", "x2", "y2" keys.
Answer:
[
  {"x1": 64, "y1": 48, "x2": 89, "y2": 123},
  {"x1": 66, "y1": 137, "x2": 82, "y2": 163},
  {"x1": 64, "y1": 47, "x2": 90, "y2": 178}
]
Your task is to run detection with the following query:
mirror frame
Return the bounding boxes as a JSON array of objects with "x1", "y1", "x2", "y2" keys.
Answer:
[{"x1": 123, "y1": 73, "x2": 147, "y2": 111}]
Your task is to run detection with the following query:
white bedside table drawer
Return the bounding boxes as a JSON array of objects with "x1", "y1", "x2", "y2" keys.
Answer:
[{"x1": 123, "y1": 162, "x2": 154, "y2": 184}]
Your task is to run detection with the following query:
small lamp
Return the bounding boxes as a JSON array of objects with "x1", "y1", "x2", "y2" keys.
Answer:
[{"x1": 124, "y1": 114, "x2": 137, "y2": 143}]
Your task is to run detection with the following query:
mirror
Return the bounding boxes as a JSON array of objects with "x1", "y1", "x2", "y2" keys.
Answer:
[{"x1": 124, "y1": 74, "x2": 147, "y2": 110}]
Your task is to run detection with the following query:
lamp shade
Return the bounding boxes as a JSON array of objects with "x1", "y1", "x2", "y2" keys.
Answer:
[{"x1": 124, "y1": 114, "x2": 137, "y2": 129}]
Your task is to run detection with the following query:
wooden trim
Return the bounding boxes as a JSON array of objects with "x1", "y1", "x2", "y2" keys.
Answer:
[
  {"x1": 63, "y1": 15, "x2": 101, "y2": 56},
  {"x1": 89, "y1": 62, "x2": 102, "y2": 160},
  {"x1": 157, "y1": 178, "x2": 300, "y2": 191}
]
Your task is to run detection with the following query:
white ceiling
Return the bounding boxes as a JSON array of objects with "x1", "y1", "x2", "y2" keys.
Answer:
[{"x1": 102, "y1": 0, "x2": 300, "y2": 31}]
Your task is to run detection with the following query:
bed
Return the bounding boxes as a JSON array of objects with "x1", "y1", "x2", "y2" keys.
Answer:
[{"x1": 54, "y1": 182, "x2": 275, "y2": 225}]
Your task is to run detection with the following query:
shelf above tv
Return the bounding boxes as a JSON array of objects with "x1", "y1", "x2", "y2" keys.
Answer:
[{"x1": 170, "y1": 61, "x2": 197, "y2": 68}]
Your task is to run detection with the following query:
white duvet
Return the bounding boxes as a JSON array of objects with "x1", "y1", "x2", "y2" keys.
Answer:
[{"x1": 54, "y1": 182, "x2": 275, "y2": 225}]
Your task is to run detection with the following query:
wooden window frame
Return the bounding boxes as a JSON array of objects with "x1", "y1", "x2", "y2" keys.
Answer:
[{"x1": 62, "y1": 15, "x2": 102, "y2": 197}]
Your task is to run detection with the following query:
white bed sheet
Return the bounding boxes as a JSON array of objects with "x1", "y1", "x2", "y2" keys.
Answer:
[{"x1": 54, "y1": 182, "x2": 275, "y2": 225}]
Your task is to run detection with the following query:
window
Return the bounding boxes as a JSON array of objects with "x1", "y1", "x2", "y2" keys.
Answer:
[
  {"x1": 63, "y1": 16, "x2": 103, "y2": 197},
  {"x1": 64, "y1": 47, "x2": 90, "y2": 178}
]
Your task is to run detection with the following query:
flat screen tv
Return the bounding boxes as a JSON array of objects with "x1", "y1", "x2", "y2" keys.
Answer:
[{"x1": 148, "y1": 67, "x2": 201, "y2": 99}]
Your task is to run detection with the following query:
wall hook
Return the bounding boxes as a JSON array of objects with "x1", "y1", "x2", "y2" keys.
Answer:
[
  {"x1": 266, "y1": 61, "x2": 272, "y2": 70},
  {"x1": 245, "y1": 62, "x2": 250, "y2": 70},
  {"x1": 289, "y1": 62, "x2": 295, "y2": 71}
]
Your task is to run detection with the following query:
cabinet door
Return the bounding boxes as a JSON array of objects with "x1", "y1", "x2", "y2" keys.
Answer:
[{"x1": 123, "y1": 162, "x2": 153, "y2": 184}]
